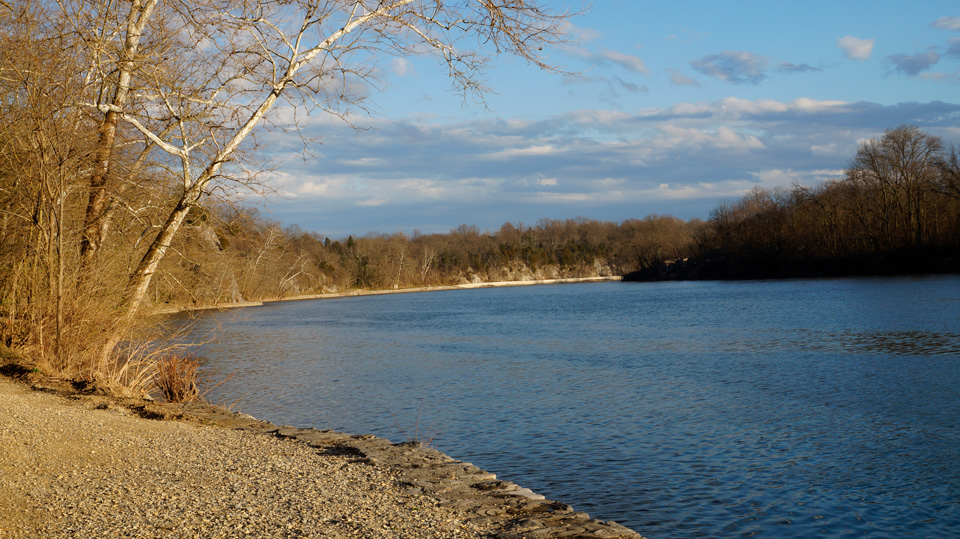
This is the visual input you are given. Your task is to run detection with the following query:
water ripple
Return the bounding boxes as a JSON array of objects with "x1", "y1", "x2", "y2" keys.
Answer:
[{"x1": 177, "y1": 276, "x2": 960, "y2": 539}]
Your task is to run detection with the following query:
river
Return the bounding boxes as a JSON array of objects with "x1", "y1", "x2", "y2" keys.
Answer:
[{"x1": 177, "y1": 276, "x2": 960, "y2": 538}]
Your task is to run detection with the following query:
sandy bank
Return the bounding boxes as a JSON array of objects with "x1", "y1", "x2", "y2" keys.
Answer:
[
  {"x1": 0, "y1": 373, "x2": 643, "y2": 538},
  {"x1": 157, "y1": 276, "x2": 622, "y2": 314}
]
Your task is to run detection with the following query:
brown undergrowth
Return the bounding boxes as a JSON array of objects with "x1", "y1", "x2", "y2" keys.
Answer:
[
  {"x1": 155, "y1": 354, "x2": 201, "y2": 402},
  {"x1": 0, "y1": 315, "x2": 219, "y2": 404}
]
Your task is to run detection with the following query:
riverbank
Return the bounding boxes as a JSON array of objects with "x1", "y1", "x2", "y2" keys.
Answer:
[
  {"x1": 157, "y1": 276, "x2": 622, "y2": 314},
  {"x1": 0, "y1": 371, "x2": 644, "y2": 538}
]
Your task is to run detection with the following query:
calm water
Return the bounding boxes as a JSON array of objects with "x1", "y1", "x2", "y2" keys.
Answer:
[{"x1": 177, "y1": 276, "x2": 960, "y2": 538}]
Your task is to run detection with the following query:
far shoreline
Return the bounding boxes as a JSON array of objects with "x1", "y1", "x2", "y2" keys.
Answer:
[{"x1": 154, "y1": 275, "x2": 623, "y2": 315}]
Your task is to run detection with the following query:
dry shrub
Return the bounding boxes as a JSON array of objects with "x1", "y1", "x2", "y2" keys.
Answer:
[
  {"x1": 90, "y1": 317, "x2": 206, "y2": 399},
  {"x1": 155, "y1": 354, "x2": 201, "y2": 403}
]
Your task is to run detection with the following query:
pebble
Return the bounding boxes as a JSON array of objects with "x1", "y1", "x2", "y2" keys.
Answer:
[{"x1": 0, "y1": 376, "x2": 645, "y2": 538}]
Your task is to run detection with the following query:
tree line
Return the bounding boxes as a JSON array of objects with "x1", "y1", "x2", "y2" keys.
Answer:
[
  {"x1": 695, "y1": 126, "x2": 960, "y2": 279},
  {"x1": 146, "y1": 210, "x2": 704, "y2": 308}
]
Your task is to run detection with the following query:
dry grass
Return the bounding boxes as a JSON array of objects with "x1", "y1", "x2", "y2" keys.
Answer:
[
  {"x1": 155, "y1": 354, "x2": 201, "y2": 403},
  {"x1": 0, "y1": 242, "x2": 225, "y2": 402},
  {"x1": 391, "y1": 398, "x2": 440, "y2": 449}
]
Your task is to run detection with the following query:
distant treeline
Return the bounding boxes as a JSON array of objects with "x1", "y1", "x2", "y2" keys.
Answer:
[
  {"x1": 693, "y1": 125, "x2": 960, "y2": 280},
  {"x1": 156, "y1": 209, "x2": 704, "y2": 305},
  {"x1": 152, "y1": 125, "x2": 960, "y2": 307}
]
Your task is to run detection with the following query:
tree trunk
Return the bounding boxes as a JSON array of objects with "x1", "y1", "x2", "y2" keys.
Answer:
[
  {"x1": 79, "y1": 110, "x2": 120, "y2": 261},
  {"x1": 78, "y1": 0, "x2": 159, "y2": 265}
]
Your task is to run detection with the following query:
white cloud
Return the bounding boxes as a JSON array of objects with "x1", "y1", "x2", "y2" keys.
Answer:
[
  {"x1": 919, "y1": 71, "x2": 960, "y2": 83},
  {"x1": 669, "y1": 70, "x2": 701, "y2": 86},
  {"x1": 932, "y1": 16, "x2": 960, "y2": 31},
  {"x1": 789, "y1": 97, "x2": 849, "y2": 112},
  {"x1": 714, "y1": 126, "x2": 765, "y2": 149},
  {"x1": 340, "y1": 157, "x2": 387, "y2": 166},
  {"x1": 810, "y1": 143, "x2": 838, "y2": 155},
  {"x1": 837, "y1": 36, "x2": 875, "y2": 61},
  {"x1": 658, "y1": 125, "x2": 765, "y2": 151},
  {"x1": 290, "y1": 173, "x2": 507, "y2": 206},
  {"x1": 666, "y1": 102, "x2": 711, "y2": 116},
  {"x1": 487, "y1": 145, "x2": 561, "y2": 159},
  {"x1": 659, "y1": 97, "x2": 847, "y2": 119},
  {"x1": 650, "y1": 183, "x2": 716, "y2": 200},
  {"x1": 597, "y1": 48, "x2": 650, "y2": 75},
  {"x1": 390, "y1": 57, "x2": 416, "y2": 77},
  {"x1": 568, "y1": 109, "x2": 631, "y2": 125},
  {"x1": 564, "y1": 45, "x2": 650, "y2": 75},
  {"x1": 358, "y1": 198, "x2": 387, "y2": 207},
  {"x1": 717, "y1": 97, "x2": 789, "y2": 115},
  {"x1": 520, "y1": 192, "x2": 597, "y2": 204},
  {"x1": 390, "y1": 179, "x2": 448, "y2": 199},
  {"x1": 296, "y1": 178, "x2": 345, "y2": 196},
  {"x1": 560, "y1": 21, "x2": 603, "y2": 42}
]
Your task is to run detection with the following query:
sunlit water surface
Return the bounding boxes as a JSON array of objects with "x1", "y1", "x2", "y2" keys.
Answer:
[{"x1": 177, "y1": 276, "x2": 960, "y2": 538}]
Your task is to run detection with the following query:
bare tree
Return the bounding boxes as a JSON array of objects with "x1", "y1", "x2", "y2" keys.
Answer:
[
  {"x1": 0, "y1": 2, "x2": 111, "y2": 371},
  {"x1": 53, "y1": 0, "x2": 575, "y2": 358},
  {"x1": 847, "y1": 125, "x2": 943, "y2": 249},
  {"x1": 935, "y1": 145, "x2": 960, "y2": 201}
]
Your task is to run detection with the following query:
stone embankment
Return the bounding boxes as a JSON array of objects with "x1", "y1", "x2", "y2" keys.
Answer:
[{"x1": 0, "y1": 373, "x2": 644, "y2": 538}]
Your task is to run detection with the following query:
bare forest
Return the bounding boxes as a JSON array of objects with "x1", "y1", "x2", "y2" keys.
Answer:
[{"x1": 1, "y1": 0, "x2": 958, "y2": 397}]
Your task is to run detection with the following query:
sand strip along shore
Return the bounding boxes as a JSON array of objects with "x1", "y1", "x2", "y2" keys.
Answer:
[
  {"x1": 158, "y1": 276, "x2": 623, "y2": 314},
  {"x1": 0, "y1": 374, "x2": 645, "y2": 539}
]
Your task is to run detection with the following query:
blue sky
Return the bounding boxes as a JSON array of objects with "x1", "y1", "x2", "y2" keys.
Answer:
[{"x1": 256, "y1": 1, "x2": 960, "y2": 238}]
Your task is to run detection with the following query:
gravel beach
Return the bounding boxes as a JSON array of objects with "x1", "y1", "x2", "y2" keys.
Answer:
[
  {"x1": 0, "y1": 376, "x2": 492, "y2": 539},
  {"x1": 0, "y1": 375, "x2": 644, "y2": 539}
]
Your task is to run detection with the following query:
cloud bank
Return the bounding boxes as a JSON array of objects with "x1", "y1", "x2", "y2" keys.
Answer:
[{"x1": 258, "y1": 99, "x2": 960, "y2": 236}]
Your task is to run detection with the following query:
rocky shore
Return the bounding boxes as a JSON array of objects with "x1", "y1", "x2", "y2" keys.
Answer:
[{"x1": 0, "y1": 373, "x2": 645, "y2": 538}]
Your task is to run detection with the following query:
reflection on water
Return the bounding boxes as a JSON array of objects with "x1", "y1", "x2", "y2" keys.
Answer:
[{"x1": 177, "y1": 275, "x2": 960, "y2": 539}]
